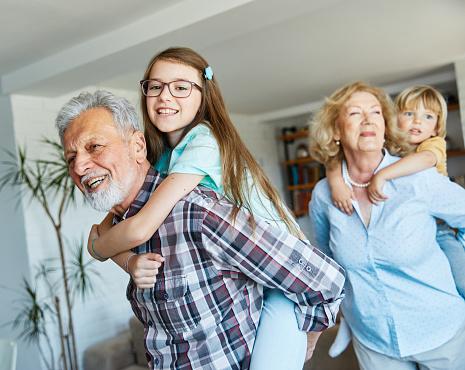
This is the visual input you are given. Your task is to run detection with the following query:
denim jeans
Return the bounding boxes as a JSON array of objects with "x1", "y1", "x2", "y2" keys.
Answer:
[
  {"x1": 249, "y1": 289, "x2": 307, "y2": 370},
  {"x1": 436, "y1": 222, "x2": 465, "y2": 298}
]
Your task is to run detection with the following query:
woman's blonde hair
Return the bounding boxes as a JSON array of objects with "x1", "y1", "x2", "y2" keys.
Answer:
[
  {"x1": 141, "y1": 47, "x2": 303, "y2": 237},
  {"x1": 395, "y1": 85, "x2": 447, "y2": 138},
  {"x1": 309, "y1": 81, "x2": 412, "y2": 166}
]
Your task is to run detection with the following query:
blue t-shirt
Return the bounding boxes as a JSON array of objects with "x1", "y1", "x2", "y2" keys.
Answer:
[{"x1": 155, "y1": 123, "x2": 296, "y2": 231}]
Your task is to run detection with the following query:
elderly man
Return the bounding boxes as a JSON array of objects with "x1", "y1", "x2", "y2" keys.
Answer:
[{"x1": 56, "y1": 90, "x2": 345, "y2": 370}]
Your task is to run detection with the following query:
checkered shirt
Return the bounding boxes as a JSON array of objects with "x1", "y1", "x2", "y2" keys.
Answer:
[{"x1": 121, "y1": 168, "x2": 345, "y2": 370}]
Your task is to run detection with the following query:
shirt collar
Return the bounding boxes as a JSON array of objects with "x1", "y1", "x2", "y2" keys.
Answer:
[{"x1": 116, "y1": 167, "x2": 165, "y2": 221}]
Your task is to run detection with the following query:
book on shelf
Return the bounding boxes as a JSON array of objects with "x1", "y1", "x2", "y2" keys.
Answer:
[
  {"x1": 292, "y1": 190, "x2": 312, "y2": 216},
  {"x1": 289, "y1": 164, "x2": 321, "y2": 186}
]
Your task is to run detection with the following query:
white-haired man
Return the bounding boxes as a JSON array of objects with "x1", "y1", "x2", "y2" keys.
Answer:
[{"x1": 57, "y1": 90, "x2": 345, "y2": 370}]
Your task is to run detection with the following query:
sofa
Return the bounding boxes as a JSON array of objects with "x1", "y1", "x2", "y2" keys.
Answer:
[
  {"x1": 83, "y1": 316, "x2": 147, "y2": 370},
  {"x1": 84, "y1": 316, "x2": 359, "y2": 370}
]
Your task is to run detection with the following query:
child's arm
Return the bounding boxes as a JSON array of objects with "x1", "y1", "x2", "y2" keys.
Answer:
[
  {"x1": 368, "y1": 150, "x2": 437, "y2": 204},
  {"x1": 88, "y1": 224, "x2": 164, "y2": 286},
  {"x1": 89, "y1": 173, "x2": 204, "y2": 259},
  {"x1": 326, "y1": 160, "x2": 354, "y2": 215}
]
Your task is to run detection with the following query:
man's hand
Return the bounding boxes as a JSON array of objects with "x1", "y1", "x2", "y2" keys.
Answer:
[
  {"x1": 129, "y1": 253, "x2": 165, "y2": 289},
  {"x1": 306, "y1": 332, "x2": 322, "y2": 361}
]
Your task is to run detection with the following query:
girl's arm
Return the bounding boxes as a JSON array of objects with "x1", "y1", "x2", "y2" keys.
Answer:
[
  {"x1": 368, "y1": 150, "x2": 437, "y2": 204},
  {"x1": 326, "y1": 160, "x2": 354, "y2": 215},
  {"x1": 88, "y1": 224, "x2": 164, "y2": 286},
  {"x1": 90, "y1": 173, "x2": 204, "y2": 258}
]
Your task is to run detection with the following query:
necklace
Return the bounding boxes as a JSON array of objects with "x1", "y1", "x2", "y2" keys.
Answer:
[{"x1": 346, "y1": 171, "x2": 371, "y2": 188}]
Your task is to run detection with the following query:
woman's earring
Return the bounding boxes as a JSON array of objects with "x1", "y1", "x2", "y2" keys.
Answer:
[{"x1": 335, "y1": 140, "x2": 340, "y2": 146}]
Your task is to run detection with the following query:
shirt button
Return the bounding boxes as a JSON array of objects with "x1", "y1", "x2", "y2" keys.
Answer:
[
  {"x1": 298, "y1": 258, "x2": 305, "y2": 265},
  {"x1": 306, "y1": 266, "x2": 312, "y2": 272},
  {"x1": 163, "y1": 293, "x2": 169, "y2": 299},
  {"x1": 154, "y1": 358, "x2": 160, "y2": 366}
]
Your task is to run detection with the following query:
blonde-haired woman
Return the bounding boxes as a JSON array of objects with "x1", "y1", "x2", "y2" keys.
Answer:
[{"x1": 309, "y1": 81, "x2": 465, "y2": 370}]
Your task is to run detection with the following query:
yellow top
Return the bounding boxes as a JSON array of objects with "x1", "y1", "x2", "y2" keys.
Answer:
[{"x1": 416, "y1": 136, "x2": 447, "y2": 176}]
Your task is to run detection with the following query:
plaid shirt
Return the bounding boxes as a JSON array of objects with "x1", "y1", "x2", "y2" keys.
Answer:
[{"x1": 121, "y1": 168, "x2": 345, "y2": 370}]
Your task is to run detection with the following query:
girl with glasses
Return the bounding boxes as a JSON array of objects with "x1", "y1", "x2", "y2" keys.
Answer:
[{"x1": 89, "y1": 47, "x2": 311, "y2": 369}]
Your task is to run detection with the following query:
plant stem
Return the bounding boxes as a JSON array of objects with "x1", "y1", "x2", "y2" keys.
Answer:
[
  {"x1": 55, "y1": 296, "x2": 69, "y2": 370},
  {"x1": 54, "y1": 225, "x2": 78, "y2": 370}
]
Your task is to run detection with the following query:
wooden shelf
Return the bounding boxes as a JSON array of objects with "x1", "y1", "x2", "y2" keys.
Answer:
[
  {"x1": 447, "y1": 149, "x2": 465, "y2": 158},
  {"x1": 448, "y1": 102, "x2": 459, "y2": 112},
  {"x1": 293, "y1": 209, "x2": 308, "y2": 218},
  {"x1": 278, "y1": 129, "x2": 309, "y2": 142},
  {"x1": 284, "y1": 156, "x2": 316, "y2": 165},
  {"x1": 288, "y1": 182, "x2": 317, "y2": 191}
]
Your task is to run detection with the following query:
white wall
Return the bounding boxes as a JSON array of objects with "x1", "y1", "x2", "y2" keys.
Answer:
[
  {"x1": 230, "y1": 113, "x2": 284, "y2": 199},
  {"x1": 0, "y1": 95, "x2": 40, "y2": 370},
  {"x1": 6, "y1": 87, "x2": 140, "y2": 370}
]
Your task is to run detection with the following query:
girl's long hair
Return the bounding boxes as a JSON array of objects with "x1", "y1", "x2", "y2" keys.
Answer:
[{"x1": 141, "y1": 47, "x2": 303, "y2": 237}]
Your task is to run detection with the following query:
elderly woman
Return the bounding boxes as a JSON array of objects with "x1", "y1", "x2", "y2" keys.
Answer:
[{"x1": 309, "y1": 81, "x2": 465, "y2": 370}]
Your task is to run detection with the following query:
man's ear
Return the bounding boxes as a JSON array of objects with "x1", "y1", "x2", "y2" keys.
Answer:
[{"x1": 131, "y1": 131, "x2": 147, "y2": 163}]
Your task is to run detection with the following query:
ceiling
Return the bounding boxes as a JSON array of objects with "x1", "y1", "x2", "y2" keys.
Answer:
[{"x1": 2, "y1": 0, "x2": 465, "y2": 116}]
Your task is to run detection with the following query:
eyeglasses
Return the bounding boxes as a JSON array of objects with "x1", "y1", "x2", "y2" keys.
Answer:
[{"x1": 140, "y1": 79, "x2": 202, "y2": 98}]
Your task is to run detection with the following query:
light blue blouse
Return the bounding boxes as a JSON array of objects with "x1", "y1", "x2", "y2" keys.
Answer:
[
  {"x1": 309, "y1": 150, "x2": 465, "y2": 358},
  {"x1": 156, "y1": 123, "x2": 294, "y2": 231}
]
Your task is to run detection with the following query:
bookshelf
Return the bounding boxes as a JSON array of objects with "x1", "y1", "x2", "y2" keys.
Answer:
[{"x1": 278, "y1": 127, "x2": 323, "y2": 218}]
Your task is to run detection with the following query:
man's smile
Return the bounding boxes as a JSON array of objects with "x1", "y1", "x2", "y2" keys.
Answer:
[{"x1": 81, "y1": 173, "x2": 109, "y2": 192}]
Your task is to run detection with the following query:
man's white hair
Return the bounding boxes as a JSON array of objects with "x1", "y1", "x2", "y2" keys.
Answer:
[{"x1": 55, "y1": 90, "x2": 142, "y2": 143}]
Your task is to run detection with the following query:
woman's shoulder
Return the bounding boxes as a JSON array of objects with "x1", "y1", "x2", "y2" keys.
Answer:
[{"x1": 311, "y1": 178, "x2": 331, "y2": 201}]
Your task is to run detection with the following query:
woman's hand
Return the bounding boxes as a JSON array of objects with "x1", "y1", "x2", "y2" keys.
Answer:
[
  {"x1": 128, "y1": 253, "x2": 165, "y2": 289},
  {"x1": 367, "y1": 173, "x2": 388, "y2": 204},
  {"x1": 331, "y1": 184, "x2": 355, "y2": 215}
]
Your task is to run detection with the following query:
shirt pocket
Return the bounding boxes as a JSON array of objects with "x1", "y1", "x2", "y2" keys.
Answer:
[{"x1": 153, "y1": 275, "x2": 201, "y2": 335}]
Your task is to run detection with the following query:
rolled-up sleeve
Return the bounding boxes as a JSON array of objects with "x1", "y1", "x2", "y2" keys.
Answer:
[{"x1": 201, "y1": 207, "x2": 345, "y2": 332}]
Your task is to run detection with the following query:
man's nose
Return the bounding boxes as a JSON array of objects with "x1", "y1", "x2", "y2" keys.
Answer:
[{"x1": 73, "y1": 153, "x2": 92, "y2": 176}]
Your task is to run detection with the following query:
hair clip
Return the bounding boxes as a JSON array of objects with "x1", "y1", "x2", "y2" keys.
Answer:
[{"x1": 204, "y1": 66, "x2": 213, "y2": 80}]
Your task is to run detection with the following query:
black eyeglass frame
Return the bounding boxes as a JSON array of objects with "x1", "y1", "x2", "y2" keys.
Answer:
[{"x1": 139, "y1": 79, "x2": 202, "y2": 98}]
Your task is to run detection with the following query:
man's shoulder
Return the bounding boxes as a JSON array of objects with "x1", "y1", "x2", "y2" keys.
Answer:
[{"x1": 175, "y1": 185, "x2": 226, "y2": 213}]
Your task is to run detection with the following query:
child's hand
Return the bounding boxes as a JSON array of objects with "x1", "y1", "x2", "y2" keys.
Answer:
[
  {"x1": 368, "y1": 174, "x2": 388, "y2": 204},
  {"x1": 128, "y1": 253, "x2": 165, "y2": 289},
  {"x1": 87, "y1": 224, "x2": 101, "y2": 258},
  {"x1": 332, "y1": 184, "x2": 355, "y2": 215}
]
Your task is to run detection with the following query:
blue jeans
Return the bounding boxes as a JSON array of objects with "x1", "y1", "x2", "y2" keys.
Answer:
[
  {"x1": 436, "y1": 223, "x2": 465, "y2": 298},
  {"x1": 249, "y1": 289, "x2": 307, "y2": 370}
]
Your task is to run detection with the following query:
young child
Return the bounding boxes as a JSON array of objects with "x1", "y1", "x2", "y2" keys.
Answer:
[
  {"x1": 88, "y1": 47, "x2": 308, "y2": 369},
  {"x1": 328, "y1": 85, "x2": 465, "y2": 299}
]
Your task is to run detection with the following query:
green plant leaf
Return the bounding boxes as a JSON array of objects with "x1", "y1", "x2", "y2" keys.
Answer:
[{"x1": 68, "y1": 238, "x2": 102, "y2": 302}]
